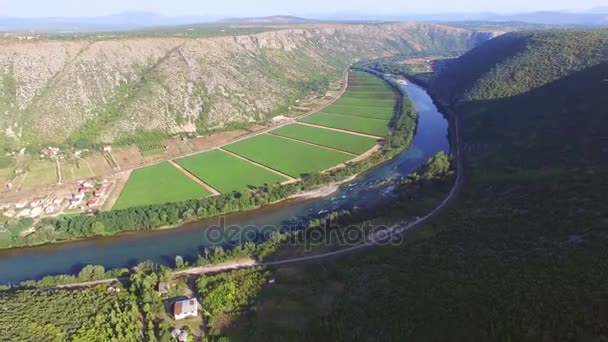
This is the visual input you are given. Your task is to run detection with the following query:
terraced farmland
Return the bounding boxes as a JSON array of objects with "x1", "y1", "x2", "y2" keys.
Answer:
[
  {"x1": 300, "y1": 113, "x2": 390, "y2": 137},
  {"x1": 113, "y1": 162, "x2": 211, "y2": 210},
  {"x1": 175, "y1": 149, "x2": 287, "y2": 193},
  {"x1": 270, "y1": 124, "x2": 379, "y2": 154},
  {"x1": 223, "y1": 134, "x2": 353, "y2": 178}
]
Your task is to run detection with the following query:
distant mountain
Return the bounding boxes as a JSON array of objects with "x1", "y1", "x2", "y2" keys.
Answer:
[
  {"x1": 218, "y1": 15, "x2": 315, "y2": 25},
  {"x1": 496, "y1": 11, "x2": 608, "y2": 26},
  {"x1": 588, "y1": 7, "x2": 608, "y2": 14},
  {"x1": 0, "y1": 12, "x2": 213, "y2": 32}
]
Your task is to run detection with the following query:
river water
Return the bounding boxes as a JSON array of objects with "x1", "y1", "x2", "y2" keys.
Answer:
[{"x1": 0, "y1": 82, "x2": 449, "y2": 284}]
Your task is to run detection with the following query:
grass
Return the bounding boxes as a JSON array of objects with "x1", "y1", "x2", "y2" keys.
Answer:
[
  {"x1": 300, "y1": 113, "x2": 390, "y2": 137},
  {"x1": 21, "y1": 160, "x2": 57, "y2": 190},
  {"x1": 271, "y1": 124, "x2": 378, "y2": 154},
  {"x1": 175, "y1": 149, "x2": 287, "y2": 193},
  {"x1": 333, "y1": 97, "x2": 396, "y2": 108},
  {"x1": 320, "y1": 104, "x2": 395, "y2": 120},
  {"x1": 140, "y1": 148, "x2": 165, "y2": 157},
  {"x1": 60, "y1": 161, "x2": 94, "y2": 182},
  {"x1": 223, "y1": 134, "x2": 353, "y2": 178},
  {"x1": 113, "y1": 162, "x2": 211, "y2": 210},
  {"x1": 342, "y1": 91, "x2": 396, "y2": 100}
]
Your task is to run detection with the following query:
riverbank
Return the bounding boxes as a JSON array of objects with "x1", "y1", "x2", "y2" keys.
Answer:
[
  {"x1": 1, "y1": 70, "x2": 414, "y2": 252},
  {"x1": 0, "y1": 79, "x2": 442, "y2": 284}
]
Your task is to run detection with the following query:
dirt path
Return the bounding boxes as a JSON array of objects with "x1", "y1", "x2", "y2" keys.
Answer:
[
  {"x1": 296, "y1": 122, "x2": 383, "y2": 140},
  {"x1": 219, "y1": 148, "x2": 297, "y2": 182},
  {"x1": 167, "y1": 160, "x2": 221, "y2": 196},
  {"x1": 55, "y1": 159, "x2": 62, "y2": 184},
  {"x1": 265, "y1": 132, "x2": 357, "y2": 157},
  {"x1": 101, "y1": 171, "x2": 130, "y2": 211},
  {"x1": 107, "y1": 151, "x2": 121, "y2": 170},
  {"x1": 82, "y1": 159, "x2": 95, "y2": 178}
]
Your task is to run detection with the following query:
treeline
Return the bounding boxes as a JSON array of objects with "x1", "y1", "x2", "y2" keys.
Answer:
[{"x1": 5, "y1": 70, "x2": 418, "y2": 249}]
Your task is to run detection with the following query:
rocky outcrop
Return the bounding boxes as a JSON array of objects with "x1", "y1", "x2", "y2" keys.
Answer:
[{"x1": 0, "y1": 22, "x2": 496, "y2": 144}]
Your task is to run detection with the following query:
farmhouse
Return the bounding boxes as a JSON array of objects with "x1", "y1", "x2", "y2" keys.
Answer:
[{"x1": 173, "y1": 298, "x2": 198, "y2": 320}]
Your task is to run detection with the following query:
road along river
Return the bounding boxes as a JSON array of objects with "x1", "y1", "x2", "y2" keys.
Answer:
[{"x1": 0, "y1": 82, "x2": 449, "y2": 284}]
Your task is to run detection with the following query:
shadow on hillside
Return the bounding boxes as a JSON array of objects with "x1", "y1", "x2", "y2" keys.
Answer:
[{"x1": 206, "y1": 63, "x2": 608, "y2": 341}]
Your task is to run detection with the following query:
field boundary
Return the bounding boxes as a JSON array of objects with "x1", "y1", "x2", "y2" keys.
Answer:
[
  {"x1": 167, "y1": 160, "x2": 221, "y2": 196},
  {"x1": 317, "y1": 111, "x2": 392, "y2": 122},
  {"x1": 296, "y1": 122, "x2": 382, "y2": 139},
  {"x1": 265, "y1": 132, "x2": 358, "y2": 157},
  {"x1": 219, "y1": 148, "x2": 297, "y2": 182}
]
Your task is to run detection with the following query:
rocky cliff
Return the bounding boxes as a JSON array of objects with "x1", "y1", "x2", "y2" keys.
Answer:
[{"x1": 0, "y1": 22, "x2": 495, "y2": 145}]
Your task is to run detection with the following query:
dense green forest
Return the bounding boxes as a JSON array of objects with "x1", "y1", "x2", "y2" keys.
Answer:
[{"x1": 217, "y1": 29, "x2": 608, "y2": 340}]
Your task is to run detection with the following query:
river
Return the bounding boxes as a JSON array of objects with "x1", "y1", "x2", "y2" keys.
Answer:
[{"x1": 0, "y1": 82, "x2": 449, "y2": 284}]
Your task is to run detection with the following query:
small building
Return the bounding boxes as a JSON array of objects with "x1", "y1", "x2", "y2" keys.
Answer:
[
  {"x1": 15, "y1": 201, "x2": 29, "y2": 209},
  {"x1": 30, "y1": 207, "x2": 43, "y2": 218},
  {"x1": 87, "y1": 199, "x2": 99, "y2": 208},
  {"x1": 81, "y1": 180, "x2": 94, "y2": 188},
  {"x1": 102, "y1": 146, "x2": 112, "y2": 152},
  {"x1": 174, "y1": 298, "x2": 198, "y2": 320}
]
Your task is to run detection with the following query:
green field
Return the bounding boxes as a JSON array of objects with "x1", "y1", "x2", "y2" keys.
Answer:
[
  {"x1": 342, "y1": 91, "x2": 395, "y2": 100},
  {"x1": 300, "y1": 113, "x2": 390, "y2": 137},
  {"x1": 333, "y1": 97, "x2": 396, "y2": 108},
  {"x1": 271, "y1": 124, "x2": 379, "y2": 154},
  {"x1": 321, "y1": 104, "x2": 395, "y2": 120},
  {"x1": 176, "y1": 149, "x2": 287, "y2": 193},
  {"x1": 223, "y1": 134, "x2": 353, "y2": 178},
  {"x1": 113, "y1": 162, "x2": 210, "y2": 210}
]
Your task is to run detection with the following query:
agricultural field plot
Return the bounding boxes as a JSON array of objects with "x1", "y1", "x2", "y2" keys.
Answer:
[
  {"x1": 223, "y1": 134, "x2": 353, "y2": 178},
  {"x1": 301, "y1": 113, "x2": 391, "y2": 137},
  {"x1": 86, "y1": 153, "x2": 114, "y2": 175},
  {"x1": 0, "y1": 167, "x2": 13, "y2": 184},
  {"x1": 113, "y1": 162, "x2": 211, "y2": 210},
  {"x1": 60, "y1": 161, "x2": 94, "y2": 182},
  {"x1": 20, "y1": 160, "x2": 58, "y2": 190},
  {"x1": 176, "y1": 149, "x2": 287, "y2": 193},
  {"x1": 333, "y1": 97, "x2": 396, "y2": 108},
  {"x1": 342, "y1": 91, "x2": 396, "y2": 100},
  {"x1": 320, "y1": 104, "x2": 395, "y2": 120},
  {"x1": 271, "y1": 124, "x2": 378, "y2": 155}
]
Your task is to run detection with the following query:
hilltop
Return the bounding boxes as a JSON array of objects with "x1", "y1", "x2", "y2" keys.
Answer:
[{"x1": 0, "y1": 22, "x2": 495, "y2": 147}]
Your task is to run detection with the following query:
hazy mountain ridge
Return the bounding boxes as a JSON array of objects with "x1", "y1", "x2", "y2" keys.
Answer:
[{"x1": 0, "y1": 22, "x2": 497, "y2": 145}]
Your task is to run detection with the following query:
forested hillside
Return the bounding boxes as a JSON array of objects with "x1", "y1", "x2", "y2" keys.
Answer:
[
  {"x1": 434, "y1": 29, "x2": 608, "y2": 101},
  {"x1": 0, "y1": 22, "x2": 493, "y2": 147},
  {"x1": 227, "y1": 29, "x2": 608, "y2": 341}
]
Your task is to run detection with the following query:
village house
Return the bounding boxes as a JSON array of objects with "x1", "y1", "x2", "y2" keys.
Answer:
[
  {"x1": 173, "y1": 298, "x2": 198, "y2": 320},
  {"x1": 87, "y1": 198, "x2": 99, "y2": 208}
]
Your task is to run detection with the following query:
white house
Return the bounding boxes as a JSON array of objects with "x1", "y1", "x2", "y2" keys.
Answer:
[{"x1": 174, "y1": 298, "x2": 198, "y2": 320}]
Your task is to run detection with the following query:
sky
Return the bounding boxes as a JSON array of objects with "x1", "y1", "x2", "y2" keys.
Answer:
[{"x1": 1, "y1": 0, "x2": 606, "y2": 18}]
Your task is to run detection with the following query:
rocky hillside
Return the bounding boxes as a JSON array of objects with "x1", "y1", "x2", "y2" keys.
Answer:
[{"x1": 0, "y1": 22, "x2": 494, "y2": 145}]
